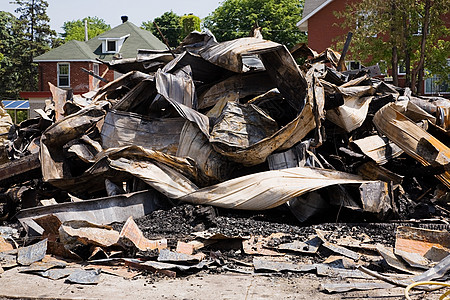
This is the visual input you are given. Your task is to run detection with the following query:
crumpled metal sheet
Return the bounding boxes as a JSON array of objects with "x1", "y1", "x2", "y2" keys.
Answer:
[
  {"x1": 198, "y1": 72, "x2": 276, "y2": 110},
  {"x1": 373, "y1": 101, "x2": 450, "y2": 188},
  {"x1": 326, "y1": 85, "x2": 376, "y2": 132},
  {"x1": 177, "y1": 122, "x2": 234, "y2": 184},
  {"x1": 162, "y1": 51, "x2": 228, "y2": 85},
  {"x1": 198, "y1": 37, "x2": 278, "y2": 73},
  {"x1": 49, "y1": 83, "x2": 68, "y2": 121},
  {"x1": 199, "y1": 37, "x2": 307, "y2": 112},
  {"x1": 17, "y1": 190, "x2": 165, "y2": 235},
  {"x1": 210, "y1": 102, "x2": 279, "y2": 151},
  {"x1": 17, "y1": 239, "x2": 47, "y2": 266},
  {"x1": 101, "y1": 109, "x2": 185, "y2": 155},
  {"x1": 155, "y1": 66, "x2": 197, "y2": 109},
  {"x1": 40, "y1": 102, "x2": 108, "y2": 182},
  {"x1": 352, "y1": 135, "x2": 403, "y2": 165},
  {"x1": 359, "y1": 181, "x2": 393, "y2": 220},
  {"x1": 108, "y1": 155, "x2": 369, "y2": 210}
]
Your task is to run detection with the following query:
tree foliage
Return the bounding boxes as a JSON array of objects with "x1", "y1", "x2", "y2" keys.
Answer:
[
  {"x1": 61, "y1": 17, "x2": 110, "y2": 41},
  {"x1": 0, "y1": 11, "x2": 23, "y2": 98},
  {"x1": 9, "y1": 0, "x2": 56, "y2": 94},
  {"x1": 203, "y1": 0, "x2": 306, "y2": 49},
  {"x1": 335, "y1": 0, "x2": 449, "y2": 94},
  {"x1": 142, "y1": 11, "x2": 182, "y2": 48},
  {"x1": 180, "y1": 14, "x2": 201, "y2": 37}
]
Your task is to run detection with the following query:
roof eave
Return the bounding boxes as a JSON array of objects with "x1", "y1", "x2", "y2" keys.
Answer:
[
  {"x1": 33, "y1": 59, "x2": 99, "y2": 63},
  {"x1": 296, "y1": 0, "x2": 334, "y2": 30}
]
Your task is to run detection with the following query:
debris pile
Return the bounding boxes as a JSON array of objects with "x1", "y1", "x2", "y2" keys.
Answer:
[{"x1": 0, "y1": 30, "x2": 449, "y2": 297}]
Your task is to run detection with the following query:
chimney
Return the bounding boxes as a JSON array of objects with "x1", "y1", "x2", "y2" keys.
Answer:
[{"x1": 121, "y1": 16, "x2": 128, "y2": 23}]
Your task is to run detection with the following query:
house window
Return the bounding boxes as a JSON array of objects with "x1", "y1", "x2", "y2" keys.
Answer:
[
  {"x1": 57, "y1": 63, "x2": 70, "y2": 87},
  {"x1": 425, "y1": 75, "x2": 450, "y2": 95},
  {"x1": 93, "y1": 63, "x2": 99, "y2": 88},
  {"x1": 356, "y1": 11, "x2": 378, "y2": 37},
  {"x1": 398, "y1": 60, "x2": 406, "y2": 75},
  {"x1": 346, "y1": 61, "x2": 361, "y2": 70},
  {"x1": 425, "y1": 60, "x2": 450, "y2": 95},
  {"x1": 107, "y1": 40, "x2": 116, "y2": 52},
  {"x1": 100, "y1": 34, "x2": 129, "y2": 54}
]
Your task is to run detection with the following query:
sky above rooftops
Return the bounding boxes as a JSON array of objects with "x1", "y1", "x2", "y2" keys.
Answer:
[{"x1": 0, "y1": 0, "x2": 222, "y2": 35}]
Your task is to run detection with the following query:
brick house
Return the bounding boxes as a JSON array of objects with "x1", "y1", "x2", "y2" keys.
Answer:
[
  {"x1": 297, "y1": 0, "x2": 450, "y2": 96},
  {"x1": 20, "y1": 19, "x2": 166, "y2": 117}
]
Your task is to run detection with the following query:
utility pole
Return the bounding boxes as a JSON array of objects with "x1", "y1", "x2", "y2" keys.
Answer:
[{"x1": 84, "y1": 19, "x2": 88, "y2": 41}]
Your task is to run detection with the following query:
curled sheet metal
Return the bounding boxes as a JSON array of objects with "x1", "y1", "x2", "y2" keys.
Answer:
[
  {"x1": 198, "y1": 72, "x2": 276, "y2": 110},
  {"x1": 352, "y1": 135, "x2": 403, "y2": 165},
  {"x1": 373, "y1": 101, "x2": 450, "y2": 188},
  {"x1": 108, "y1": 154, "x2": 369, "y2": 210},
  {"x1": 210, "y1": 102, "x2": 279, "y2": 151},
  {"x1": 177, "y1": 122, "x2": 235, "y2": 184},
  {"x1": 199, "y1": 37, "x2": 307, "y2": 112},
  {"x1": 40, "y1": 103, "x2": 108, "y2": 182},
  {"x1": 326, "y1": 85, "x2": 376, "y2": 132},
  {"x1": 198, "y1": 37, "x2": 279, "y2": 73}
]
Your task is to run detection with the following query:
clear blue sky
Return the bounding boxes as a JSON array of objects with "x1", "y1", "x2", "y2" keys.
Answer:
[{"x1": 0, "y1": 0, "x2": 223, "y2": 34}]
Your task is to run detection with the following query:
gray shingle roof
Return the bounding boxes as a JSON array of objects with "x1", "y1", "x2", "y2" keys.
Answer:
[
  {"x1": 34, "y1": 21, "x2": 167, "y2": 62},
  {"x1": 34, "y1": 40, "x2": 98, "y2": 62}
]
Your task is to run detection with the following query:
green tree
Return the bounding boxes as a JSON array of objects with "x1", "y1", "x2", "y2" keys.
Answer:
[
  {"x1": 335, "y1": 0, "x2": 449, "y2": 94},
  {"x1": 12, "y1": 0, "x2": 56, "y2": 92},
  {"x1": 180, "y1": 14, "x2": 201, "y2": 38},
  {"x1": 142, "y1": 11, "x2": 182, "y2": 48},
  {"x1": 0, "y1": 11, "x2": 23, "y2": 98},
  {"x1": 62, "y1": 17, "x2": 110, "y2": 41},
  {"x1": 203, "y1": 0, "x2": 306, "y2": 49}
]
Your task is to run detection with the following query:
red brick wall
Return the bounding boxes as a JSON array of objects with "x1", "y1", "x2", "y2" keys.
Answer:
[
  {"x1": 307, "y1": 0, "x2": 356, "y2": 53},
  {"x1": 38, "y1": 61, "x2": 114, "y2": 94}
]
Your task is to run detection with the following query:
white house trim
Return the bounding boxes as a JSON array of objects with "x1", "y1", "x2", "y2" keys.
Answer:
[{"x1": 297, "y1": 0, "x2": 334, "y2": 30}]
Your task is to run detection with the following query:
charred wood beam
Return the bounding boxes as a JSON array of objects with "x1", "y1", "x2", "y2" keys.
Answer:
[
  {"x1": 0, "y1": 153, "x2": 41, "y2": 188},
  {"x1": 81, "y1": 67, "x2": 109, "y2": 83}
]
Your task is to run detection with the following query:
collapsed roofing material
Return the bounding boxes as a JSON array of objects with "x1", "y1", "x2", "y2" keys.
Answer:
[{"x1": 0, "y1": 29, "x2": 448, "y2": 227}]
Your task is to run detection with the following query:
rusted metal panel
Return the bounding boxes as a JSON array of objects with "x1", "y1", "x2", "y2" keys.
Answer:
[
  {"x1": 119, "y1": 216, "x2": 167, "y2": 251},
  {"x1": 59, "y1": 221, "x2": 120, "y2": 248},
  {"x1": 395, "y1": 226, "x2": 450, "y2": 257}
]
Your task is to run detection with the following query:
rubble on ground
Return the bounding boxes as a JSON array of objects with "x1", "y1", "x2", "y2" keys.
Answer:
[{"x1": 0, "y1": 30, "x2": 449, "y2": 298}]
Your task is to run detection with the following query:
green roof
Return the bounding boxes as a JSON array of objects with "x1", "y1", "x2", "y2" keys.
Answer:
[
  {"x1": 34, "y1": 40, "x2": 97, "y2": 61},
  {"x1": 34, "y1": 21, "x2": 167, "y2": 62}
]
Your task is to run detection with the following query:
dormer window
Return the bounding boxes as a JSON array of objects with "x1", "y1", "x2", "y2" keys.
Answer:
[
  {"x1": 107, "y1": 40, "x2": 117, "y2": 52},
  {"x1": 99, "y1": 34, "x2": 130, "y2": 54}
]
